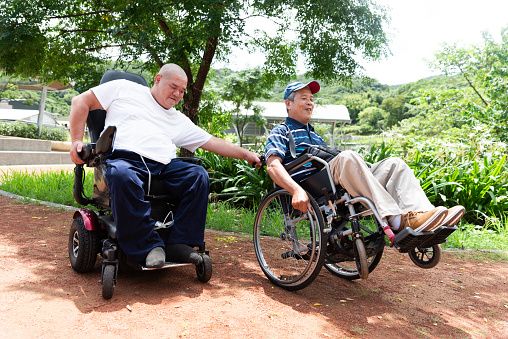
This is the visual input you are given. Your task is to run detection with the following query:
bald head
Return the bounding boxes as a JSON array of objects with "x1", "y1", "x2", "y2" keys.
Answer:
[
  {"x1": 159, "y1": 63, "x2": 188, "y2": 82},
  {"x1": 150, "y1": 63, "x2": 188, "y2": 109}
]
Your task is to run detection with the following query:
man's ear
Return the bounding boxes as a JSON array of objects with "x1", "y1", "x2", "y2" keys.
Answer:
[
  {"x1": 154, "y1": 73, "x2": 162, "y2": 84},
  {"x1": 285, "y1": 99, "x2": 291, "y2": 110}
]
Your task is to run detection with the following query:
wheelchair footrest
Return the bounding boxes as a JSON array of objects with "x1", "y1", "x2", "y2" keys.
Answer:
[
  {"x1": 394, "y1": 228, "x2": 436, "y2": 253},
  {"x1": 420, "y1": 225, "x2": 458, "y2": 248},
  {"x1": 141, "y1": 262, "x2": 193, "y2": 271}
]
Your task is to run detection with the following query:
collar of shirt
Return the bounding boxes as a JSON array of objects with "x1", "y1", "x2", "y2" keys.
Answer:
[{"x1": 285, "y1": 117, "x2": 315, "y2": 132}]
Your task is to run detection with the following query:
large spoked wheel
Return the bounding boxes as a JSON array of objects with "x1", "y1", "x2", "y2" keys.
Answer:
[
  {"x1": 196, "y1": 254, "x2": 212, "y2": 282},
  {"x1": 253, "y1": 188, "x2": 326, "y2": 291},
  {"x1": 325, "y1": 213, "x2": 384, "y2": 280},
  {"x1": 68, "y1": 216, "x2": 100, "y2": 273},
  {"x1": 101, "y1": 265, "x2": 116, "y2": 300},
  {"x1": 408, "y1": 244, "x2": 442, "y2": 269}
]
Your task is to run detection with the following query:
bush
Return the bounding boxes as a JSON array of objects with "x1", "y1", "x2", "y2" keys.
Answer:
[
  {"x1": 0, "y1": 121, "x2": 69, "y2": 141},
  {"x1": 197, "y1": 147, "x2": 273, "y2": 207}
]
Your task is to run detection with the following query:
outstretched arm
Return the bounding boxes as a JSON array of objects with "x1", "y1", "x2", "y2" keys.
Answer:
[
  {"x1": 266, "y1": 155, "x2": 312, "y2": 213},
  {"x1": 200, "y1": 136, "x2": 262, "y2": 168},
  {"x1": 69, "y1": 90, "x2": 103, "y2": 164}
]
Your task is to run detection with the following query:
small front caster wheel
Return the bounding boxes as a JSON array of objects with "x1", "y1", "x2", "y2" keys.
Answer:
[
  {"x1": 102, "y1": 265, "x2": 116, "y2": 299},
  {"x1": 196, "y1": 254, "x2": 212, "y2": 282},
  {"x1": 408, "y1": 244, "x2": 442, "y2": 269}
]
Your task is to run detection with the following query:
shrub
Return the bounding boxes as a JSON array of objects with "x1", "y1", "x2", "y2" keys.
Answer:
[{"x1": 0, "y1": 121, "x2": 69, "y2": 141}]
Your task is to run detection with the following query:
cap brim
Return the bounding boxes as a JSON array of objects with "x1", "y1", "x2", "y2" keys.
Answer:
[{"x1": 306, "y1": 81, "x2": 320, "y2": 94}]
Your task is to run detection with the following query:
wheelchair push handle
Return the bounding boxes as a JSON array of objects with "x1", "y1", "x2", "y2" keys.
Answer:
[
  {"x1": 252, "y1": 154, "x2": 266, "y2": 168},
  {"x1": 78, "y1": 143, "x2": 95, "y2": 161}
]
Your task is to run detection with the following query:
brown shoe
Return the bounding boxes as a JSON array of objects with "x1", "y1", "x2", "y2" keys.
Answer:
[
  {"x1": 400, "y1": 207, "x2": 448, "y2": 232},
  {"x1": 442, "y1": 205, "x2": 465, "y2": 226}
]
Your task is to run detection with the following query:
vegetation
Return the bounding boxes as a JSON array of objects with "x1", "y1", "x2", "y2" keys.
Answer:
[
  {"x1": 0, "y1": 14, "x2": 507, "y2": 251},
  {"x1": 0, "y1": 0, "x2": 390, "y2": 160},
  {"x1": 0, "y1": 121, "x2": 68, "y2": 141},
  {"x1": 221, "y1": 68, "x2": 269, "y2": 147},
  {"x1": 0, "y1": 168, "x2": 506, "y2": 251},
  {"x1": 0, "y1": 169, "x2": 93, "y2": 207}
]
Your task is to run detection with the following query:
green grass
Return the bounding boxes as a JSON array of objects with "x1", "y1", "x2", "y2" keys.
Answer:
[
  {"x1": 443, "y1": 223, "x2": 508, "y2": 251},
  {"x1": 1, "y1": 169, "x2": 507, "y2": 256},
  {"x1": 0, "y1": 168, "x2": 94, "y2": 208},
  {"x1": 206, "y1": 201, "x2": 256, "y2": 237}
]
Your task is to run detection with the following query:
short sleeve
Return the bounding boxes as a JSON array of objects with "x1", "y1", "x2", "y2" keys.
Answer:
[
  {"x1": 265, "y1": 125, "x2": 288, "y2": 161},
  {"x1": 173, "y1": 113, "x2": 212, "y2": 152},
  {"x1": 90, "y1": 79, "x2": 127, "y2": 110}
]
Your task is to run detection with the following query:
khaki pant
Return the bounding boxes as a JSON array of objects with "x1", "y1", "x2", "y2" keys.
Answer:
[{"x1": 328, "y1": 150, "x2": 434, "y2": 219}]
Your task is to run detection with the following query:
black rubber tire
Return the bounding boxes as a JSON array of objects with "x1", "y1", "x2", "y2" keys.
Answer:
[
  {"x1": 68, "y1": 216, "x2": 100, "y2": 273},
  {"x1": 253, "y1": 188, "x2": 326, "y2": 291},
  {"x1": 196, "y1": 254, "x2": 212, "y2": 282},
  {"x1": 354, "y1": 238, "x2": 369, "y2": 280},
  {"x1": 408, "y1": 244, "x2": 442, "y2": 269},
  {"x1": 102, "y1": 265, "x2": 116, "y2": 300}
]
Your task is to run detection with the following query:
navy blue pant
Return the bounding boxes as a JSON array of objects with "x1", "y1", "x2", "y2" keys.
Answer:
[{"x1": 105, "y1": 151, "x2": 210, "y2": 264}]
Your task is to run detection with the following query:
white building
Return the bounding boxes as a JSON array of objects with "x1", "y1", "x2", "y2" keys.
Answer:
[
  {"x1": 0, "y1": 102, "x2": 61, "y2": 128},
  {"x1": 222, "y1": 101, "x2": 351, "y2": 147}
]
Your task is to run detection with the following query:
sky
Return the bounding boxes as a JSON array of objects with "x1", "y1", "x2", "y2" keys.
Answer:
[{"x1": 215, "y1": 0, "x2": 508, "y2": 85}]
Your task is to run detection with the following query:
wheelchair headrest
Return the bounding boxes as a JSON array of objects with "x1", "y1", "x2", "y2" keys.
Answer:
[{"x1": 100, "y1": 70, "x2": 148, "y2": 87}]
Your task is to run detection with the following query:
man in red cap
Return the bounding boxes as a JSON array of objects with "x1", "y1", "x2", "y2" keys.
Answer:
[{"x1": 264, "y1": 81, "x2": 465, "y2": 233}]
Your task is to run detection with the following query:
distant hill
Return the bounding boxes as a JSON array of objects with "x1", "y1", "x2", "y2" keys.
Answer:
[{"x1": 207, "y1": 68, "x2": 467, "y2": 105}]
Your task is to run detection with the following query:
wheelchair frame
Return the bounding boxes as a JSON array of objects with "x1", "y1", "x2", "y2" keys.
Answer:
[{"x1": 253, "y1": 152, "x2": 458, "y2": 291}]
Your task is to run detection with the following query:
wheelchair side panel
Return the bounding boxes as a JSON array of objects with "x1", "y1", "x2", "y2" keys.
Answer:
[
  {"x1": 73, "y1": 209, "x2": 103, "y2": 231},
  {"x1": 93, "y1": 165, "x2": 111, "y2": 208}
]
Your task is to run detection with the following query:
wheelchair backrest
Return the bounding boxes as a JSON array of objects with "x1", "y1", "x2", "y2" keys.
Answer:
[{"x1": 87, "y1": 70, "x2": 148, "y2": 143}]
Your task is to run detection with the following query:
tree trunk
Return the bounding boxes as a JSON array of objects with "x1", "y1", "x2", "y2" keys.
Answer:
[{"x1": 178, "y1": 35, "x2": 219, "y2": 158}]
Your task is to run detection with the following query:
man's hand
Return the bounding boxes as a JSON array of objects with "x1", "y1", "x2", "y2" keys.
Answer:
[
  {"x1": 265, "y1": 155, "x2": 312, "y2": 214},
  {"x1": 291, "y1": 186, "x2": 313, "y2": 214},
  {"x1": 70, "y1": 140, "x2": 85, "y2": 164},
  {"x1": 245, "y1": 151, "x2": 263, "y2": 169}
]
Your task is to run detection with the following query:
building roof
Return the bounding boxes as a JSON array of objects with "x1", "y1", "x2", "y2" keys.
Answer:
[{"x1": 0, "y1": 108, "x2": 59, "y2": 127}]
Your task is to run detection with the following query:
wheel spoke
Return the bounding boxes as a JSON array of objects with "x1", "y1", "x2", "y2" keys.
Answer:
[{"x1": 254, "y1": 189, "x2": 326, "y2": 290}]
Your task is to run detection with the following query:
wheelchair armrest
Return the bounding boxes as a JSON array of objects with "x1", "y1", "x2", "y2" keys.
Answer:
[
  {"x1": 283, "y1": 154, "x2": 314, "y2": 172},
  {"x1": 96, "y1": 126, "x2": 116, "y2": 154}
]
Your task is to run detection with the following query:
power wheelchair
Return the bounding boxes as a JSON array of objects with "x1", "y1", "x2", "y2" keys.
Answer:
[
  {"x1": 68, "y1": 70, "x2": 212, "y2": 299},
  {"x1": 253, "y1": 150, "x2": 458, "y2": 290}
]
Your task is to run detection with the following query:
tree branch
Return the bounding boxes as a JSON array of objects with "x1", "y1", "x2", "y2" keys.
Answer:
[
  {"x1": 458, "y1": 65, "x2": 489, "y2": 107},
  {"x1": 86, "y1": 43, "x2": 135, "y2": 52},
  {"x1": 49, "y1": 10, "x2": 114, "y2": 19}
]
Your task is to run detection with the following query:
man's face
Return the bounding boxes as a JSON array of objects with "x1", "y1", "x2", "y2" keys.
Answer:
[
  {"x1": 286, "y1": 87, "x2": 314, "y2": 124},
  {"x1": 151, "y1": 73, "x2": 187, "y2": 109}
]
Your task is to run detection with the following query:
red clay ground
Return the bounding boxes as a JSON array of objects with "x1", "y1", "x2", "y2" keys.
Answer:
[{"x1": 0, "y1": 194, "x2": 507, "y2": 338}]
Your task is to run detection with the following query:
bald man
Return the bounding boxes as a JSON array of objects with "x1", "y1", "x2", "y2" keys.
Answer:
[{"x1": 70, "y1": 64, "x2": 261, "y2": 268}]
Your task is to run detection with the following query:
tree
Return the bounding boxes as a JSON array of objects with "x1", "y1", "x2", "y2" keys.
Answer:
[
  {"x1": 428, "y1": 27, "x2": 508, "y2": 141},
  {"x1": 380, "y1": 94, "x2": 407, "y2": 127},
  {"x1": 222, "y1": 68, "x2": 269, "y2": 147},
  {"x1": 358, "y1": 106, "x2": 384, "y2": 130},
  {"x1": 0, "y1": 0, "x2": 389, "y2": 154}
]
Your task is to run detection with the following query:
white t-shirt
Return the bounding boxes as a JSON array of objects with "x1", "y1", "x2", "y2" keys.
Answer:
[{"x1": 91, "y1": 79, "x2": 211, "y2": 164}]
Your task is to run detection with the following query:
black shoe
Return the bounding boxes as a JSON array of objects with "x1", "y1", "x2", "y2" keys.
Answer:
[{"x1": 165, "y1": 243, "x2": 203, "y2": 265}]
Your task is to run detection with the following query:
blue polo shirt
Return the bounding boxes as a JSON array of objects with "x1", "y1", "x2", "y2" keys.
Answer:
[{"x1": 265, "y1": 117, "x2": 327, "y2": 182}]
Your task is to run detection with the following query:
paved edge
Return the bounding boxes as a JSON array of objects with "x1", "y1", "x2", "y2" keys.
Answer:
[{"x1": 0, "y1": 189, "x2": 79, "y2": 211}]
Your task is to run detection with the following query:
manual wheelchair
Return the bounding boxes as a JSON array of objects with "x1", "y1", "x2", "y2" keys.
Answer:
[
  {"x1": 68, "y1": 70, "x2": 212, "y2": 299},
  {"x1": 253, "y1": 150, "x2": 458, "y2": 290}
]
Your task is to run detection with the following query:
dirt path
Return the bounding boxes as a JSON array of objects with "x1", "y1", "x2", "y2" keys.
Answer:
[{"x1": 0, "y1": 195, "x2": 507, "y2": 338}]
